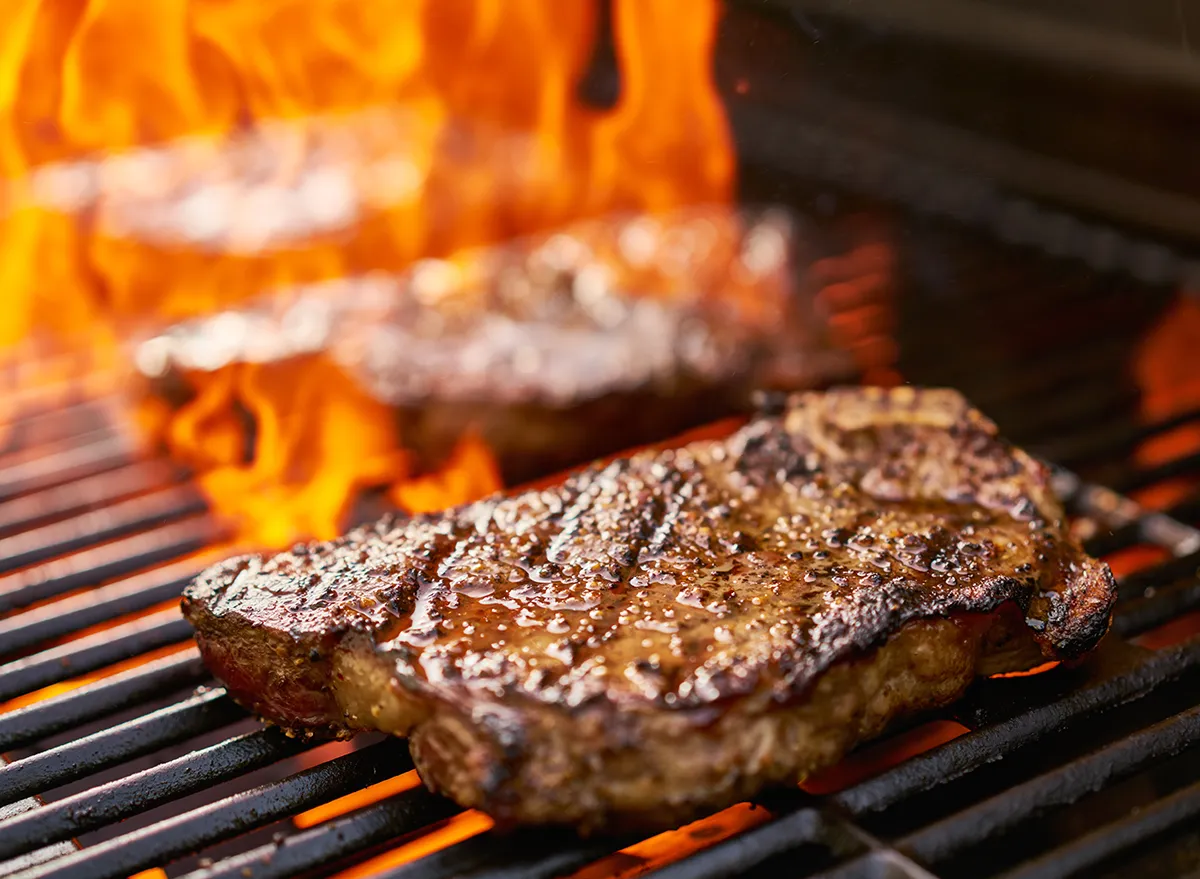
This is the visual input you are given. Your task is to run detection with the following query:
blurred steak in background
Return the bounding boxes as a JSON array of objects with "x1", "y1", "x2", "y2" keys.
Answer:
[{"x1": 133, "y1": 207, "x2": 853, "y2": 485}]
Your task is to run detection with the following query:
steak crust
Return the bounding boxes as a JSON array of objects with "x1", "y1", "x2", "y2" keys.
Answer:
[{"x1": 182, "y1": 386, "x2": 1116, "y2": 831}]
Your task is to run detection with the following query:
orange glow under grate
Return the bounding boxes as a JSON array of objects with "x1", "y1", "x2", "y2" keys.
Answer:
[
  {"x1": 294, "y1": 770, "x2": 423, "y2": 829},
  {"x1": 329, "y1": 812, "x2": 496, "y2": 879}
]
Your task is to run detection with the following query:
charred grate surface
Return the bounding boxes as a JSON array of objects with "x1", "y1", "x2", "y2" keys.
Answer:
[{"x1": 2, "y1": 355, "x2": 1200, "y2": 879}]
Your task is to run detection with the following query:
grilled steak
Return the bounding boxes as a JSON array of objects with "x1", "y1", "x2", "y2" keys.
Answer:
[
  {"x1": 139, "y1": 208, "x2": 851, "y2": 483},
  {"x1": 182, "y1": 387, "x2": 1116, "y2": 831}
]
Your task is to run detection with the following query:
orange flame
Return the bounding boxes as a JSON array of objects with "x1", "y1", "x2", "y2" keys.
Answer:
[
  {"x1": 159, "y1": 356, "x2": 414, "y2": 546},
  {"x1": 1, "y1": 0, "x2": 734, "y2": 549}
]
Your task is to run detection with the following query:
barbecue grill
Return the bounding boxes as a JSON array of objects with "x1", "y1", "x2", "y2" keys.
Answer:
[{"x1": 5, "y1": 2, "x2": 1200, "y2": 878}]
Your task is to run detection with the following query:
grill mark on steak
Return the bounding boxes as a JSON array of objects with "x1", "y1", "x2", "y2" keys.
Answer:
[{"x1": 182, "y1": 386, "x2": 1117, "y2": 831}]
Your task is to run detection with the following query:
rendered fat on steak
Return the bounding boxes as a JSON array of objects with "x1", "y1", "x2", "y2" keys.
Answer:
[{"x1": 182, "y1": 387, "x2": 1116, "y2": 831}]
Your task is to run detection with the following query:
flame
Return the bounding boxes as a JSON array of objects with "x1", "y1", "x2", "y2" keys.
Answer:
[
  {"x1": 0, "y1": 0, "x2": 733, "y2": 549},
  {"x1": 799, "y1": 720, "x2": 968, "y2": 795},
  {"x1": 1129, "y1": 293, "x2": 1200, "y2": 648},
  {"x1": 391, "y1": 432, "x2": 502, "y2": 516}
]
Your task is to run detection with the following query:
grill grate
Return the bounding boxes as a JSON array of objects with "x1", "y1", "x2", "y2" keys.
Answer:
[{"x1": 3, "y1": 337, "x2": 1200, "y2": 879}]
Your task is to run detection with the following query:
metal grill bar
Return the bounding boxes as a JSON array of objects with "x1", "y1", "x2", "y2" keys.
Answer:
[
  {"x1": 0, "y1": 433, "x2": 134, "y2": 502},
  {"x1": 643, "y1": 809, "x2": 833, "y2": 879},
  {"x1": 0, "y1": 517, "x2": 223, "y2": 615},
  {"x1": 0, "y1": 402, "x2": 112, "y2": 455},
  {"x1": 0, "y1": 688, "x2": 244, "y2": 807},
  {"x1": 10, "y1": 740, "x2": 410, "y2": 879},
  {"x1": 0, "y1": 561, "x2": 203, "y2": 660},
  {"x1": 730, "y1": 86, "x2": 1194, "y2": 288},
  {"x1": 1077, "y1": 522, "x2": 1142, "y2": 559},
  {"x1": 179, "y1": 788, "x2": 461, "y2": 879},
  {"x1": 996, "y1": 381, "x2": 1136, "y2": 452},
  {"x1": 0, "y1": 758, "x2": 78, "y2": 879},
  {"x1": 1109, "y1": 451, "x2": 1200, "y2": 496},
  {"x1": 369, "y1": 828, "x2": 629, "y2": 879},
  {"x1": 892, "y1": 704, "x2": 1200, "y2": 865},
  {"x1": 0, "y1": 488, "x2": 207, "y2": 575},
  {"x1": 1117, "y1": 552, "x2": 1200, "y2": 605},
  {"x1": 652, "y1": 637, "x2": 1200, "y2": 879},
  {"x1": 996, "y1": 777, "x2": 1200, "y2": 879},
  {"x1": 836, "y1": 640, "x2": 1200, "y2": 815},
  {"x1": 1077, "y1": 509, "x2": 1200, "y2": 562},
  {"x1": 1165, "y1": 493, "x2": 1200, "y2": 529},
  {"x1": 0, "y1": 728, "x2": 310, "y2": 861},
  {"x1": 0, "y1": 650, "x2": 208, "y2": 752},
  {"x1": 0, "y1": 609, "x2": 193, "y2": 702},
  {"x1": 1033, "y1": 407, "x2": 1200, "y2": 470},
  {"x1": 0, "y1": 461, "x2": 186, "y2": 537},
  {"x1": 1113, "y1": 575, "x2": 1200, "y2": 639},
  {"x1": 1, "y1": 348, "x2": 1198, "y2": 878}
]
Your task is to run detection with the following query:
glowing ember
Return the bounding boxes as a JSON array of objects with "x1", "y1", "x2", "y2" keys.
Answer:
[
  {"x1": 0, "y1": 641, "x2": 193, "y2": 715},
  {"x1": 127, "y1": 870, "x2": 167, "y2": 879},
  {"x1": 392, "y1": 432, "x2": 501, "y2": 516},
  {"x1": 0, "y1": 0, "x2": 734, "y2": 550},
  {"x1": 154, "y1": 355, "x2": 415, "y2": 546},
  {"x1": 293, "y1": 769, "x2": 423, "y2": 829},
  {"x1": 1134, "y1": 296, "x2": 1200, "y2": 510},
  {"x1": 328, "y1": 811, "x2": 494, "y2": 879},
  {"x1": 800, "y1": 720, "x2": 968, "y2": 795}
]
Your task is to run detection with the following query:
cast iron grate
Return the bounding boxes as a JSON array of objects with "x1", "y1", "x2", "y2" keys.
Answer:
[{"x1": 2, "y1": 363, "x2": 1200, "y2": 879}]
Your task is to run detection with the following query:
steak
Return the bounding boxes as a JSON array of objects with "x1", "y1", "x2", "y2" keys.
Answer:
[
  {"x1": 182, "y1": 387, "x2": 1116, "y2": 831},
  {"x1": 138, "y1": 208, "x2": 851, "y2": 484}
]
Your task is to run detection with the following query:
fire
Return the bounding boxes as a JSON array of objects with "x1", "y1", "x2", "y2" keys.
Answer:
[
  {"x1": 153, "y1": 356, "x2": 414, "y2": 547},
  {"x1": 1134, "y1": 295, "x2": 1200, "y2": 510},
  {"x1": 1, "y1": 0, "x2": 734, "y2": 548},
  {"x1": 392, "y1": 431, "x2": 501, "y2": 516}
]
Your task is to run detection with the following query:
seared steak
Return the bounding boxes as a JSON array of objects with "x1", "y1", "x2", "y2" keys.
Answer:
[
  {"x1": 139, "y1": 208, "x2": 851, "y2": 483},
  {"x1": 182, "y1": 387, "x2": 1116, "y2": 831}
]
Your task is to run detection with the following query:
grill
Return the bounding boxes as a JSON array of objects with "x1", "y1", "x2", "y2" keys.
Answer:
[
  {"x1": 6, "y1": 3, "x2": 1200, "y2": 878},
  {"x1": 5, "y1": 284, "x2": 1200, "y2": 879}
]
